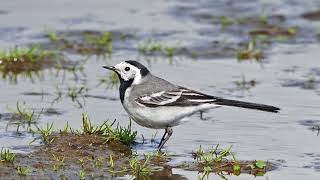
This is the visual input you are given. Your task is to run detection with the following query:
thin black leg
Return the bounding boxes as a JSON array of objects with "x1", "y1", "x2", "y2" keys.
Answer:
[
  {"x1": 158, "y1": 128, "x2": 167, "y2": 148},
  {"x1": 200, "y1": 111, "x2": 204, "y2": 120},
  {"x1": 158, "y1": 127, "x2": 173, "y2": 151}
]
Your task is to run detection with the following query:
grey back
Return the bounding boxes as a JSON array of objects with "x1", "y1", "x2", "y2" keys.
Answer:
[{"x1": 129, "y1": 74, "x2": 178, "y2": 101}]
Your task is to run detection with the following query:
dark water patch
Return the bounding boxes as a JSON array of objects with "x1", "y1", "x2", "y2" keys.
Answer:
[
  {"x1": 179, "y1": 41, "x2": 237, "y2": 59},
  {"x1": 303, "y1": 153, "x2": 320, "y2": 171},
  {"x1": 0, "y1": 27, "x2": 25, "y2": 41},
  {"x1": 0, "y1": 10, "x2": 8, "y2": 15},
  {"x1": 10, "y1": 145, "x2": 35, "y2": 154},
  {"x1": 281, "y1": 68, "x2": 320, "y2": 92},
  {"x1": 0, "y1": 132, "x2": 32, "y2": 139},
  {"x1": 42, "y1": 108, "x2": 63, "y2": 116},
  {"x1": 309, "y1": 68, "x2": 320, "y2": 77},
  {"x1": 281, "y1": 78, "x2": 319, "y2": 90},
  {"x1": 299, "y1": 120, "x2": 320, "y2": 136},
  {"x1": 302, "y1": 10, "x2": 320, "y2": 21},
  {"x1": 283, "y1": 66, "x2": 300, "y2": 73},
  {"x1": 60, "y1": 14, "x2": 103, "y2": 25},
  {"x1": 21, "y1": 92, "x2": 51, "y2": 96},
  {"x1": 140, "y1": 30, "x2": 181, "y2": 39},
  {"x1": 84, "y1": 94, "x2": 118, "y2": 101},
  {"x1": 300, "y1": 120, "x2": 320, "y2": 128}
]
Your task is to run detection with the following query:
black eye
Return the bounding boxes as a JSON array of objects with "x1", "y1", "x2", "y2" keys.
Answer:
[{"x1": 124, "y1": 67, "x2": 130, "y2": 71}]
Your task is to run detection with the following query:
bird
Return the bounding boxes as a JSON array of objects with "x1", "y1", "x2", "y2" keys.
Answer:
[{"x1": 103, "y1": 60, "x2": 280, "y2": 151}]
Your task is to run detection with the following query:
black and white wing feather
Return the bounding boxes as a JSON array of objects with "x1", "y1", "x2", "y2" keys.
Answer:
[
  {"x1": 135, "y1": 87, "x2": 280, "y2": 113},
  {"x1": 135, "y1": 87, "x2": 217, "y2": 107}
]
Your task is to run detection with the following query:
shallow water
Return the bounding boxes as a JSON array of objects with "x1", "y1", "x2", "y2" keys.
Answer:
[{"x1": 0, "y1": 0, "x2": 320, "y2": 179}]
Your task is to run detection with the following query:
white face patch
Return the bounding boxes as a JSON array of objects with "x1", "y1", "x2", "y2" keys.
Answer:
[{"x1": 114, "y1": 62, "x2": 142, "y2": 83}]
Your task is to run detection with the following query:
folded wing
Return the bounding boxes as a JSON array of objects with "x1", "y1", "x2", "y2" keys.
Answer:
[
  {"x1": 135, "y1": 87, "x2": 280, "y2": 113},
  {"x1": 135, "y1": 87, "x2": 217, "y2": 107}
]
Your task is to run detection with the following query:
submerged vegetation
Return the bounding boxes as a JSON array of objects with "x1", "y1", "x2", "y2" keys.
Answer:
[
  {"x1": 213, "y1": 16, "x2": 234, "y2": 28},
  {"x1": 190, "y1": 145, "x2": 269, "y2": 179},
  {"x1": 52, "y1": 85, "x2": 89, "y2": 108},
  {"x1": 0, "y1": 45, "x2": 58, "y2": 72},
  {"x1": 97, "y1": 71, "x2": 119, "y2": 89},
  {"x1": 235, "y1": 75, "x2": 257, "y2": 91},
  {"x1": 44, "y1": 29, "x2": 116, "y2": 57},
  {"x1": 237, "y1": 38, "x2": 264, "y2": 61},
  {"x1": 138, "y1": 40, "x2": 180, "y2": 59},
  {"x1": 0, "y1": 45, "x2": 63, "y2": 83},
  {"x1": 84, "y1": 31, "x2": 113, "y2": 56},
  {"x1": 5, "y1": 101, "x2": 42, "y2": 132},
  {"x1": 312, "y1": 125, "x2": 320, "y2": 136},
  {"x1": 249, "y1": 26, "x2": 297, "y2": 38}
]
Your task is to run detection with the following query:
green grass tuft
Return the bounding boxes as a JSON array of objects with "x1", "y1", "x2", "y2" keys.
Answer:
[
  {"x1": 0, "y1": 148, "x2": 16, "y2": 163},
  {"x1": 6, "y1": 101, "x2": 42, "y2": 132},
  {"x1": 31, "y1": 122, "x2": 55, "y2": 145},
  {"x1": 129, "y1": 154, "x2": 152, "y2": 179},
  {"x1": 236, "y1": 38, "x2": 264, "y2": 61},
  {"x1": 193, "y1": 145, "x2": 268, "y2": 179},
  {"x1": 17, "y1": 165, "x2": 30, "y2": 177},
  {"x1": 44, "y1": 28, "x2": 60, "y2": 43},
  {"x1": 81, "y1": 113, "x2": 137, "y2": 146},
  {"x1": 52, "y1": 154, "x2": 65, "y2": 172}
]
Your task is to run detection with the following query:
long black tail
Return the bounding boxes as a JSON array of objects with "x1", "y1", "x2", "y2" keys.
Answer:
[{"x1": 214, "y1": 98, "x2": 280, "y2": 113}]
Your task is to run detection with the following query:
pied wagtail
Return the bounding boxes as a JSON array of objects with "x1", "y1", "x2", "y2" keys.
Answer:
[{"x1": 103, "y1": 60, "x2": 280, "y2": 151}]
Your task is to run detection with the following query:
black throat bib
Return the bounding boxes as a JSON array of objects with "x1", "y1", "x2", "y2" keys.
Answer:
[{"x1": 119, "y1": 78, "x2": 133, "y2": 103}]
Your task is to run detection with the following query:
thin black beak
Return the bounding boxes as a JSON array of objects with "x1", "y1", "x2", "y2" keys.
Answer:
[{"x1": 103, "y1": 66, "x2": 116, "y2": 71}]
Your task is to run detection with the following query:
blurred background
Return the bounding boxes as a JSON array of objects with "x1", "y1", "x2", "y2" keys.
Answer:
[{"x1": 0, "y1": 0, "x2": 320, "y2": 179}]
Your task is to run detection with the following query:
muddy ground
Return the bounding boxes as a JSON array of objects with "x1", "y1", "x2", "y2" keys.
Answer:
[{"x1": 0, "y1": 132, "x2": 271, "y2": 179}]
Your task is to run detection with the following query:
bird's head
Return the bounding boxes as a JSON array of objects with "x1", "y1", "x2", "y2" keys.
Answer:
[{"x1": 103, "y1": 60, "x2": 150, "y2": 84}]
